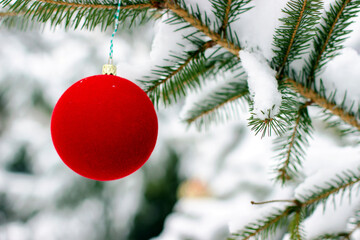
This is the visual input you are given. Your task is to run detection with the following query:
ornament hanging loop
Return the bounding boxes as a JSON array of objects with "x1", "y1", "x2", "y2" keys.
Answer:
[{"x1": 103, "y1": 0, "x2": 122, "y2": 75}]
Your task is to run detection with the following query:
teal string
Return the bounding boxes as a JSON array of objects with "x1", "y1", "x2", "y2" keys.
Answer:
[{"x1": 109, "y1": 0, "x2": 122, "y2": 64}]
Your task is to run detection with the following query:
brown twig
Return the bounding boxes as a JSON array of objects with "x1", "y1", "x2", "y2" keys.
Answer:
[
  {"x1": 219, "y1": 0, "x2": 232, "y2": 36},
  {"x1": 277, "y1": 0, "x2": 308, "y2": 76},
  {"x1": 0, "y1": 12, "x2": 18, "y2": 17},
  {"x1": 278, "y1": 100, "x2": 314, "y2": 181},
  {"x1": 33, "y1": 0, "x2": 152, "y2": 10},
  {"x1": 251, "y1": 199, "x2": 297, "y2": 205},
  {"x1": 286, "y1": 79, "x2": 360, "y2": 131},
  {"x1": 163, "y1": 0, "x2": 241, "y2": 56}
]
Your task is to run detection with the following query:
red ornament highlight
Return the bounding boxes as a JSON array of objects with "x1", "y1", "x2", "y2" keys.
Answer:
[{"x1": 51, "y1": 75, "x2": 158, "y2": 181}]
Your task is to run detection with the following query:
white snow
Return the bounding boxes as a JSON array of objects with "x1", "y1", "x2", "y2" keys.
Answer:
[
  {"x1": 317, "y1": 47, "x2": 360, "y2": 114},
  {"x1": 295, "y1": 134, "x2": 360, "y2": 201},
  {"x1": 303, "y1": 193, "x2": 360, "y2": 239},
  {"x1": 231, "y1": 0, "x2": 288, "y2": 60},
  {"x1": 295, "y1": 128, "x2": 360, "y2": 239},
  {"x1": 239, "y1": 50, "x2": 282, "y2": 119},
  {"x1": 150, "y1": 14, "x2": 200, "y2": 67},
  {"x1": 347, "y1": 12, "x2": 360, "y2": 52}
]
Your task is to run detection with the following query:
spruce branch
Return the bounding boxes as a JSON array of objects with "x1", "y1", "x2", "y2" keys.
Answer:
[
  {"x1": 0, "y1": 11, "x2": 41, "y2": 29},
  {"x1": 312, "y1": 223, "x2": 360, "y2": 240},
  {"x1": 289, "y1": 210, "x2": 305, "y2": 240},
  {"x1": 314, "y1": 223, "x2": 360, "y2": 240},
  {"x1": 272, "y1": 0, "x2": 322, "y2": 76},
  {"x1": 183, "y1": 78, "x2": 250, "y2": 129},
  {"x1": 281, "y1": 0, "x2": 308, "y2": 68},
  {"x1": 280, "y1": 111, "x2": 303, "y2": 178},
  {"x1": 163, "y1": 0, "x2": 241, "y2": 56},
  {"x1": 309, "y1": 0, "x2": 348, "y2": 74},
  {"x1": 0, "y1": 11, "x2": 17, "y2": 16},
  {"x1": 3, "y1": 0, "x2": 357, "y2": 132},
  {"x1": 274, "y1": 100, "x2": 313, "y2": 183},
  {"x1": 304, "y1": 0, "x2": 360, "y2": 86},
  {"x1": 315, "y1": 86, "x2": 360, "y2": 137},
  {"x1": 160, "y1": 0, "x2": 360, "y2": 132},
  {"x1": 235, "y1": 167, "x2": 360, "y2": 239},
  {"x1": 230, "y1": 206, "x2": 297, "y2": 240},
  {"x1": 251, "y1": 199, "x2": 297, "y2": 205},
  {"x1": 210, "y1": 0, "x2": 252, "y2": 36},
  {"x1": 238, "y1": 168, "x2": 360, "y2": 238},
  {"x1": 299, "y1": 168, "x2": 360, "y2": 209},
  {"x1": 220, "y1": 0, "x2": 232, "y2": 35},
  {"x1": 163, "y1": 62, "x2": 216, "y2": 103},
  {"x1": 145, "y1": 41, "x2": 215, "y2": 94},
  {"x1": 314, "y1": 221, "x2": 360, "y2": 240},
  {"x1": 141, "y1": 40, "x2": 217, "y2": 107},
  {"x1": 10, "y1": 0, "x2": 152, "y2": 11},
  {"x1": 312, "y1": 233, "x2": 350, "y2": 240},
  {"x1": 0, "y1": 0, "x2": 155, "y2": 30},
  {"x1": 248, "y1": 111, "x2": 286, "y2": 138},
  {"x1": 286, "y1": 79, "x2": 360, "y2": 131}
]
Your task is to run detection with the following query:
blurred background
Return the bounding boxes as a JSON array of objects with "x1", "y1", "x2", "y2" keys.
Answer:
[{"x1": 0, "y1": 14, "x2": 360, "y2": 240}]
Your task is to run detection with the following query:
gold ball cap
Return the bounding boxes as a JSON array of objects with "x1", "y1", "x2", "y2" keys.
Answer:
[{"x1": 102, "y1": 64, "x2": 117, "y2": 75}]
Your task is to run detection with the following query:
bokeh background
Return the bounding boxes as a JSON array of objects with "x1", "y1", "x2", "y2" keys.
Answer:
[{"x1": 1, "y1": 4, "x2": 360, "y2": 240}]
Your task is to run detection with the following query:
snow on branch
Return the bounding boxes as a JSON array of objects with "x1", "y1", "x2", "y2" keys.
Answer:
[
  {"x1": 239, "y1": 50, "x2": 282, "y2": 120},
  {"x1": 295, "y1": 166, "x2": 360, "y2": 209},
  {"x1": 230, "y1": 205, "x2": 296, "y2": 240},
  {"x1": 160, "y1": 0, "x2": 360, "y2": 131}
]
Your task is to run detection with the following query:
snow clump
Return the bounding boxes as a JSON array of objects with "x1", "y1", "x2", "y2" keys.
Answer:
[{"x1": 239, "y1": 50, "x2": 282, "y2": 120}]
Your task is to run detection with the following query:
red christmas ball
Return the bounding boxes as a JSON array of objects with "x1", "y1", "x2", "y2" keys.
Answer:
[{"x1": 51, "y1": 74, "x2": 158, "y2": 181}]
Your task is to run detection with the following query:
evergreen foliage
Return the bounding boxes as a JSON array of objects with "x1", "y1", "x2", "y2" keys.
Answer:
[
  {"x1": 303, "y1": 0, "x2": 360, "y2": 87},
  {"x1": 273, "y1": 100, "x2": 313, "y2": 183},
  {"x1": 141, "y1": 40, "x2": 218, "y2": 107},
  {"x1": 1, "y1": 0, "x2": 360, "y2": 239},
  {"x1": 248, "y1": 108, "x2": 286, "y2": 138},
  {"x1": 289, "y1": 210, "x2": 305, "y2": 240},
  {"x1": 272, "y1": 0, "x2": 322, "y2": 75},
  {"x1": 298, "y1": 167, "x2": 360, "y2": 212},
  {"x1": 230, "y1": 206, "x2": 293, "y2": 240},
  {"x1": 315, "y1": 82, "x2": 360, "y2": 136},
  {"x1": 5, "y1": 144, "x2": 33, "y2": 174},
  {"x1": 184, "y1": 77, "x2": 249, "y2": 129},
  {"x1": 231, "y1": 166, "x2": 360, "y2": 239},
  {"x1": 128, "y1": 149, "x2": 181, "y2": 240},
  {"x1": 311, "y1": 209, "x2": 360, "y2": 239},
  {"x1": 210, "y1": 0, "x2": 252, "y2": 35},
  {"x1": 0, "y1": 0, "x2": 155, "y2": 30}
]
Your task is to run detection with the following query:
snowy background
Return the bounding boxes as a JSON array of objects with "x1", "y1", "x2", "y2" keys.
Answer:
[{"x1": 1, "y1": 0, "x2": 360, "y2": 239}]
